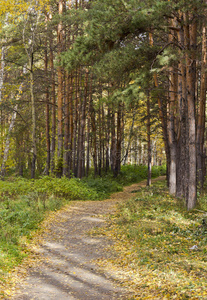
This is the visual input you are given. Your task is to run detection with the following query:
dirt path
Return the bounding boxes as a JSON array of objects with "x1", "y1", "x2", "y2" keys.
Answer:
[{"x1": 11, "y1": 177, "x2": 165, "y2": 300}]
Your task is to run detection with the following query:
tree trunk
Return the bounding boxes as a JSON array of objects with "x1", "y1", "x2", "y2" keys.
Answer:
[
  {"x1": 115, "y1": 102, "x2": 122, "y2": 176},
  {"x1": 57, "y1": 0, "x2": 64, "y2": 177},
  {"x1": 176, "y1": 13, "x2": 188, "y2": 199},
  {"x1": 0, "y1": 46, "x2": 6, "y2": 103},
  {"x1": 49, "y1": 26, "x2": 56, "y2": 174},
  {"x1": 77, "y1": 70, "x2": 88, "y2": 178},
  {"x1": 168, "y1": 21, "x2": 177, "y2": 195},
  {"x1": 45, "y1": 30, "x2": 50, "y2": 175},
  {"x1": 147, "y1": 93, "x2": 151, "y2": 186},
  {"x1": 89, "y1": 80, "x2": 98, "y2": 176},
  {"x1": 105, "y1": 104, "x2": 110, "y2": 172},
  {"x1": 72, "y1": 69, "x2": 79, "y2": 176},
  {"x1": 0, "y1": 101, "x2": 19, "y2": 178},
  {"x1": 86, "y1": 81, "x2": 91, "y2": 176},
  {"x1": 98, "y1": 99, "x2": 102, "y2": 176},
  {"x1": 0, "y1": 110, "x2": 17, "y2": 177},
  {"x1": 197, "y1": 24, "x2": 206, "y2": 189},
  {"x1": 68, "y1": 74, "x2": 74, "y2": 176},
  {"x1": 110, "y1": 104, "x2": 116, "y2": 176},
  {"x1": 123, "y1": 110, "x2": 135, "y2": 165},
  {"x1": 29, "y1": 56, "x2": 37, "y2": 179},
  {"x1": 185, "y1": 13, "x2": 197, "y2": 209},
  {"x1": 63, "y1": 72, "x2": 70, "y2": 176}
]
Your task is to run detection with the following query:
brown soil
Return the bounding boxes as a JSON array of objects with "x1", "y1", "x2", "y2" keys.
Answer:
[{"x1": 10, "y1": 177, "x2": 165, "y2": 300}]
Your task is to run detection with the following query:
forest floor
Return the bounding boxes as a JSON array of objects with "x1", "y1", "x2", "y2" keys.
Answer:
[{"x1": 4, "y1": 176, "x2": 165, "y2": 300}]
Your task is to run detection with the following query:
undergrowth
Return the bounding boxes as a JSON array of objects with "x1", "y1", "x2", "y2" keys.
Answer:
[
  {"x1": 104, "y1": 181, "x2": 207, "y2": 299},
  {"x1": 0, "y1": 164, "x2": 165, "y2": 294}
]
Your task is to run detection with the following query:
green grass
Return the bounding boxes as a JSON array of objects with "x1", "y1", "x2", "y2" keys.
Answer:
[
  {"x1": 83, "y1": 165, "x2": 166, "y2": 198},
  {"x1": 116, "y1": 164, "x2": 166, "y2": 186},
  {"x1": 108, "y1": 181, "x2": 207, "y2": 299}
]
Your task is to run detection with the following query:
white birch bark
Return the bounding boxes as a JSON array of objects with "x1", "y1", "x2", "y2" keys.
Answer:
[
  {"x1": 0, "y1": 84, "x2": 23, "y2": 177},
  {"x1": 0, "y1": 46, "x2": 6, "y2": 102}
]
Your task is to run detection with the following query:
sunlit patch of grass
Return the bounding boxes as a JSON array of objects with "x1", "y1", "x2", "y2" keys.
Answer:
[{"x1": 101, "y1": 181, "x2": 207, "y2": 299}]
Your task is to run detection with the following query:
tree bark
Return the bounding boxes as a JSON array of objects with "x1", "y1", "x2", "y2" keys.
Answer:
[
  {"x1": 77, "y1": 70, "x2": 88, "y2": 178},
  {"x1": 197, "y1": 24, "x2": 206, "y2": 189},
  {"x1": 89, "y1": 79, "x2": 98, "y2": 176},
  {"x1": 72, "y1": 69, "x2": 79, "y2": 176},
  {"x1": 45, "y1": 24, "x2": 50, "y2": 175},
  {"x1": 29, "y1": 56, "x2": 37, "y2": 179},
  {"x1": 115, "y1": 102, "x2": 122, "y2": 176},
  {"x1": 110, "y1": 104, "x2": 116, "y2": 176},
  {"x1": 0, "y1": 107, "x2": 18, "y2": 178},
  {"x1": 176, "y1": 13, "x2": 188, "y2": 199},
  {"x1": 168, "y1": 20, "x2": 177, "y2": 195},
  {"x1": 105, "y1": 104, "x2": 110, "y2": 172},
  {"x1": 147, "y1": 92, "x2": 151, "y2": 186},
  {"x1": 57, "y1": 0, "x2": 65, "y2": 176},
  {"x1": 0, "y1": 83, "x2": 23, "y2": 177},
  {"x1": 0, "y1": 46, "x2": 6, "y2": 103},
  {"x1": 49, "y1": 22, "x2": 56, "y2": 174},
  {"x1": 184, "y1": 12, "x2": 197, "y2": 209},
  {"x1": 63, "y1": 72, "x2": 70, "y2": 176},
  {"x1": 68, "y1": 74, "x2": 74, "y2": 176}
]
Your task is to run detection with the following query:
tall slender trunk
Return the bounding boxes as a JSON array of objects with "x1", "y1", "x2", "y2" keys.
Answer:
[
  {"x1": 176, "y1": 12, "x2": 188, "y2": 199},
  {"x1": 45, "y1": 29, "x2": 50, "y2": 175},
  {"x1": 49, "y1": 27, "x2": 56, "y2": 174},
  {"x1": 102, "y1": 104, "x2": 105, "y2": 172},
  {"x1": 63, "y1": 72, "x2": 70, "y2": 176},
  {"x1": 98, "y1": 98, "x2": 102, "y2": 176},
  {"x1": 147, "y1": 93, "x2": 151, "y2": 186},
  {"x1": 111, "y1": 103, "x2": 116, "y2": 176},
  {"x1": 105, "y1": 104, "x2": 110, "y2": 172},
  {"x1": 0, "y1": 84, "x2": 23, "y2": 177},
  {"x1": 76, "y1": 70, "x2": 82, "y2": 177},
  {"x1": 89, "y1": 79, "x2": 97, "y2": 176},
  {"x1": 77, "y1": 70, "x2": 88, "y2": 178},
  {"x1": 68, "y1": 74, "x2": 74, "y2": 175},
  {"x1": 0, "y1": 46, "x2": 6, "y2": 163},
  {"x1": 197, "y1": 24, "x2": 206, "y2": 189},
  {"x1": 185, "y1": 14, "x2": 197, "y2": 209},
  {"x1": 0, "y1": 46, "x2": 6, "y2": 103},
  {"x1": 168, "y1": 20, "x2": 177, "y2": 195},
  {"x1": 86, "y1": 78, "x2": 91, "y2": 176},
  {"x1": 0, "y1": 106, "x2": 18, "y2": 178},
  {"x1": 29, "y1": 55, "x2": 37, "y2": 179},
  {"x1": 57, "y1": 0, "x2": 64, "y2": 176},
  {"x1": 123, "y1": 110, "x2": 135, "y2": 165},
  {"x1": 72, "y1": 69, "x2": 79, "y2": 175},
  {"x1": 115, "y1": 102, "x2": 122, "y2": 176}
]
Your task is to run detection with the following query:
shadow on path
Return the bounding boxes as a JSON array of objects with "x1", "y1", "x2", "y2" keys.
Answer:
[{"x1": 12, "y1": 177, "x2": 165, "y2": 300}]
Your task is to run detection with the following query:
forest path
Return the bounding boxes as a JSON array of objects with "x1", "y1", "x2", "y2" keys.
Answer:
[{"x1": 12, "y1": 176, "x2": 165, "y2": 300}]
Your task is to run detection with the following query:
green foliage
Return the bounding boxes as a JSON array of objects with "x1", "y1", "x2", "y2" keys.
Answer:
[
  {"x1": 33, "y1": 176, "x2": 99, "y2": 200},
  {"x1": 0, "y1": 176, "x2": 99, "y2": 200},
  {"x1": 0, "y1": 165, "x2": 166, "y2": 200},
  {"x1": 83, "y1": 176, "x2": 123, "y2": 199},
  {"x1": 117, "y1": 164, "x2": 166, "y2": 185},
  {"x1": 83, "y1": 165, "x2": 166, "y2": 198}
]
